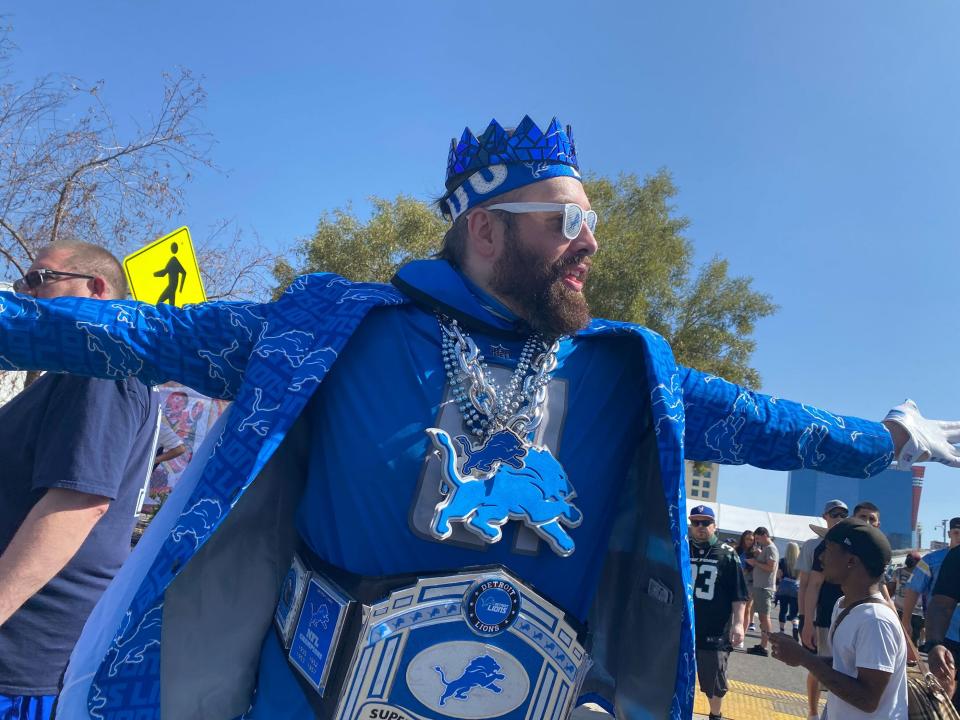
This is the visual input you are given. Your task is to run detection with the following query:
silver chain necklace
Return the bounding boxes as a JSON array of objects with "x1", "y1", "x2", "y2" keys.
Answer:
[{"x1": 437, "y1": 314, "x2": 559, "y2": 440}]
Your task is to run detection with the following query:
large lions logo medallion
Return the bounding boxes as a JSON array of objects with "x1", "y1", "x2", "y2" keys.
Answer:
[{"x1": 426, "y1": 428, "x2": 582, "y2": 557}]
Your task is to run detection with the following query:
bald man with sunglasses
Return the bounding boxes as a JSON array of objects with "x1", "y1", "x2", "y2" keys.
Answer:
[{"x1": 0, "y1": 242, "x2": 159, "y2": 718}]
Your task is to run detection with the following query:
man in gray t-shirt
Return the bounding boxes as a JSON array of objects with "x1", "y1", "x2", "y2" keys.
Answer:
[{"x1": 746, "y1": 526, "x2": 779, "y2": 656}]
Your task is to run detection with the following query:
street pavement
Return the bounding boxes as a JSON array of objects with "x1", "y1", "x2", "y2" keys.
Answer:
[
  {"x1": 728, "y1": 625, "x2": 810, "y2": 695},
  {"x1": 570, "y1": 624, "x2": 820, "y2": 719}
]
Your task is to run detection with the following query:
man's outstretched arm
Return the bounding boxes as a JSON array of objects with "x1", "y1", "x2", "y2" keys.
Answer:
[
  {"x1": 679, "y1": 366, "x2": 960, "y2": 477},
  {"x1": 0, "y1": 291, "x2": 268, "y2": 400},
  {"x1": 0, "y1": 488, "x2": 109, "y2": 627}
]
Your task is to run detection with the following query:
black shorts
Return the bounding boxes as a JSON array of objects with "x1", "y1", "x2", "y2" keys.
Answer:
[{"x1": 696, "y1": 646, "x2": 730, "y2": 698}]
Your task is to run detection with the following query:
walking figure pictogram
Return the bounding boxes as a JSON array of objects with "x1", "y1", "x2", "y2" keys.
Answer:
[{"x1": 154, "y1": 242, "x2": 188, "y2": 305}]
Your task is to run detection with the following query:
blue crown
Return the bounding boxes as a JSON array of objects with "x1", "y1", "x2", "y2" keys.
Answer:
[
  {"x1": 445, "y1": 115, "x2": 578, "y2": 188},
  {"x1": 441, "y1": 116, "x2": 581, "y2": 220}
]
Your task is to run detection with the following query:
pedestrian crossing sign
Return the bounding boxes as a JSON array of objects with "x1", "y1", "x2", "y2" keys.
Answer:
[{"x1": 123, "y1": 226, "x2": 207, "y2": 307}]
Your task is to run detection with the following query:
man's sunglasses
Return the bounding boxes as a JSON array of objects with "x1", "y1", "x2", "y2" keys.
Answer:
[
  {"x1": 13, "y1": 268, "x2": 95, "y2": 293},
  {"x1": 690, "y1": 519, "x2": 714, "y2": 527},
  {"x1": 828, "y1": 509, "x2": 849, "y2": 519},
  {"x1": 484, "y1": 202, "x2": 599, "y2": 240}
]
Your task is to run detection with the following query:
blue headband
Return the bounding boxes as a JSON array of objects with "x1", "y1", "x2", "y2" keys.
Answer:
[{"x1": 441, "y1": 115, "x2": 581, "y2": 221}]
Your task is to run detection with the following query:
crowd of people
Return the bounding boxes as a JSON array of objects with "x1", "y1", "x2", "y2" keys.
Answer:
[{"x1": 691, "y1": 500, "x2": 960, "y2": 720}]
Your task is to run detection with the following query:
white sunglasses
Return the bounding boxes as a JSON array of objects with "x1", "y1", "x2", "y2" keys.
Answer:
[{"x1": 484, "y1": 202, "x2": 598, "y2": 240}]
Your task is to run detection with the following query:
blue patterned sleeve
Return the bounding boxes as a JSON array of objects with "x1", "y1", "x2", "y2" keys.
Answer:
[
  {"x1": 0, "y1": 291, "x2": 272, "y2": 400},
  {"x1": 679, "y1": 365, "x2": 894, "y2": 478}
]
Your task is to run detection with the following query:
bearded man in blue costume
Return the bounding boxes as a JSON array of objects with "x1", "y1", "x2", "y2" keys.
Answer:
[{"x1": 0, "y1": 116, "x2": 958, "y2": 720}]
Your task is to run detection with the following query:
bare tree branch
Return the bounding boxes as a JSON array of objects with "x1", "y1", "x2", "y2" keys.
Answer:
[
  {"x1": 195, "y1": 220, "x2": 282, "y2": 302},
  {"x1": 0, "y1": 28, "x2": 216, "y2": 279}
]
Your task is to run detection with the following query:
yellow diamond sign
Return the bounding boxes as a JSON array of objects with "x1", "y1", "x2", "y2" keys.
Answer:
[{"x1": 123, "y1": 226, "x2": 206, "y2": 307}]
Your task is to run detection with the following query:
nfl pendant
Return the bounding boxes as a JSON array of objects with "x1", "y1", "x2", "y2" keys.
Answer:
[{"x1": 426, "y1": 428, "x2": 583, "y2": 557}]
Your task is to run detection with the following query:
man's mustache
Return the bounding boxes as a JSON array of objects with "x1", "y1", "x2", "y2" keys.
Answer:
[{"x1": 550, "y1": 253, "x2": 593, "y2": 277}]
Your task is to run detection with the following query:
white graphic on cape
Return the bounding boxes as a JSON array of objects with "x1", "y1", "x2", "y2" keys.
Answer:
[
  {"x1": 198, "y1": 340, "x2": 244, "y2": 396},
  {"x1": 704, "y1": 416, "x2": 746, "y2": 463},
  {"x1": 335, "y1": 286, "x2": 405, "y2": 305},
  {"x1": 324, "y1": 276, "x2": 403, "y2": 305},
  {"x1": 105, "y1": 605, "x2": 163, "y2": 677},
  {"x1": 237, "y1": 387, "x2": 281, "y2": 436},
  {"x1": 207, "y1": 428, "x2": 227, "y2": 462},
  {"x1": 732, "y1": 391, "x2": 762, "y2": 418},
  {"x1": 702, "y1": 374, "x2": 728, "y2": 384},
  {"x1": 89, "y1": 604, "x2": 164, "y2": 718},
  {"x1": 76, "y1": 322, "x2": 144, "y2": 377},
  {"x1": 289, "y1": 374, "x2": 324, "y2": 392},
  {"x1": 222, "y1": 303, "x2": 267, "y2": 342},
  {"x1": 284, "y1": 276, "x2": 313, "y2": 294},
  {"x1": 427, "y1": 428, "x2": 582, "y2": 557},
  {"x1": 170, "y1": 498, "x2": 223, "y2": 548},
  {"x1": 0, "y1": 293, "x2": 38, "y2": 319},
  {"x1": 0, "y1": 354, "x2": 15, "y2": 371},
  {"x1": 797, "y1": 424, "x2": 828, "y2": 468},
  {"x1": 111, "y1": 304, "x2": 170, "y2": 334},
  {"x1": 254, "y1": 329, "x2": 336, "y2": 369},
  {"x1": 88, "y1": 682, "x2": 107, "y2": 720},
  {"x1": 652, "y1": 373, "x2": 684, "y2": 434},
  {"x1": 803, "y1": 404, "x2": 846, "y2": 429},
  {"x1": 864, "y1": 453, "x2": 894, "y2": 477}
]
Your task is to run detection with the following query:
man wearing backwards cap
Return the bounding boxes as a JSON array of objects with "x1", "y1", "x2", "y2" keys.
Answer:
[
  {"x1": 770, "y1": 519, "x2": 907, "y2": 719},
  {"x1": 0, "y1": 117, "x2": 956, "y2": 720},
  {"x1": 688, "y1": 505, "x2": 748, "y2": 720}
]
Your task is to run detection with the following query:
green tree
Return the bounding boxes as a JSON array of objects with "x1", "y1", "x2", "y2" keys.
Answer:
[
  {"x1": 274, "y1": 172, "x2": 776, "y2": 387},
  {"x1": 585, "y1": 172, "x2": 777, "y2": 388},
  {"x1": 273, "y1": 195, "x2": 446, "y2": 292}
]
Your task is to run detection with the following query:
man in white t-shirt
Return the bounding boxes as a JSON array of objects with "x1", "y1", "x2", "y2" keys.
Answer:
[{"x1": 769, "y1": 519, "x2": 907, "y2": 719}]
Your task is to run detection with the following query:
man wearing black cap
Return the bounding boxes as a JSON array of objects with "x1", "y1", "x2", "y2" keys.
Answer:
[
  {"x1": 688, "y1": 505, "x2": 748, "y2": 720},
  {"x1": 770, "y1": 519, "x2": 907, "y2": 719}
]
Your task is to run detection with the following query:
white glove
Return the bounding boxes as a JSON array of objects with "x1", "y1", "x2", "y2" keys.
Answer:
[{"x1": 884, "y1": 399, "x2": 960, "y2": 470}]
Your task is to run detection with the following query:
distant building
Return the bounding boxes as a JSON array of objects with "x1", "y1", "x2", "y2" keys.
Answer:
[
  {"x1": 685, "y1": 460, "x2": 720, "y2": 502},
  {"x1": 786, "y1": 465, "x2": 922, "y2": 550}
]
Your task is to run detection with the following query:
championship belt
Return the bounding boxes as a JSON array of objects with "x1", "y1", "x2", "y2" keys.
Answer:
[{"x1": 275, "y1": 556, "x2": 592, "y2": 720}]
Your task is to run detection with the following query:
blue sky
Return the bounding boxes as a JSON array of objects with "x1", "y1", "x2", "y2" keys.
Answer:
[{"x1": 9, "y1": 1, "x2": 960, "y2": 541}]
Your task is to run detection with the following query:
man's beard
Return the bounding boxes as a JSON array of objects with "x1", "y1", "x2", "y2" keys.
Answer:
[{"x1": 490, "y1": 226, "x2": 591, "y2": 338}]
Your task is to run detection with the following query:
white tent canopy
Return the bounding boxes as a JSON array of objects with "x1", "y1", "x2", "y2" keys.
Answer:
[{"x1": 689, "y1": 498, "x2": 826, "y2": 551}]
